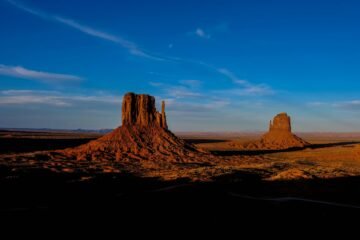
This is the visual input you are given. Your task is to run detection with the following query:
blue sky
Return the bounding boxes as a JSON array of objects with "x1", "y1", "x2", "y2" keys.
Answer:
[{"x1": 1, "y1": 0, "x2": 360, "y2": 131}]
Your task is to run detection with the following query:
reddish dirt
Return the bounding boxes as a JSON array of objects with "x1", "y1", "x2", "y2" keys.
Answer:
[{"x1": 62, "y1": 125, "x2": 205, "y2": 162}]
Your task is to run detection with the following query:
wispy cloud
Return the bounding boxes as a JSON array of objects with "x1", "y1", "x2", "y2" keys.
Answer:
[
  {"x1": 179, "y1": 79, "x2": 202, "y2": 88},
  {"x1": 0, "y1": 90, "x2": 68, "y2": 106},
  {"x1": 195, "y1": 28, "x2": 211, "y2": 39},
  {"x1": 307, "y1": 101, "x2": 328, "y2": 107},
  {"x1": 190, "y1": 23, "x2": 229, "y2": 40},
  {"x1": 334, "y1": 100, "x2": 360, "y2": 110},
  {"x1": 167, "y1": 86, "x2": 203, "y2": 98},
  {"x1": 217, "y1": 68, "x2": 274, "y2": 96},
  {"x1": 149, "y1": 79, "x2": 203, "y2": 99},
  {"x1": 6, "y1": 0, "x2": 162, "y2": 60},
  {"x1": 166, "y1": 99, "x2": 229, "y2": 113},
  {"x1": 0, "y1": 89, "x2": 121, "y2": 106},
  {"x1": 5, "y1": 0, "x2": 47, "y2": 18},
  {"x1": 214, "y1": 86, "x2": 273, "y2": 97},
  {"x1": 0, "y1": 64, "x2": 82, "y2": 83},
  {"x1": 54, "y1": 16, "x2": 121, "y2": 43},
  {"x1": 149, "y1": 81, "x2": 164, "y2": 87},
  {"x1": 218, "y1": 68, "x2": 247, "y2": 84},
  {"x1": 308, "y1": 100, "x2": 360, "y2": 111}
]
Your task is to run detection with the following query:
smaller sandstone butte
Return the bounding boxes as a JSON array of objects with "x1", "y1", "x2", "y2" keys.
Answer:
[
  {"x1": 61, "y1": 92, "x2": 206, "y2": 163},
  {"x1": 269, "y1": 112, "x2": 291, "y2": 132},
  {"x1": 238, "y1": 113, "x2": 309, "y2": 150},
  {"x1": 122, "y1": 93, "x2": 167, "y2": 129},
  {"x1": 260, "y1": 113, "x2": 309, "y2": 149}
]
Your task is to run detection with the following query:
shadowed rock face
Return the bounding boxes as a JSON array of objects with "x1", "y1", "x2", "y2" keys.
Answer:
[{"x1": 122, "y1": 92, "x2": 168, "y2": 129}]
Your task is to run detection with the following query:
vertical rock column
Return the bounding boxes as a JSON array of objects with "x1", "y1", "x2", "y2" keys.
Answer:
[
  {"x1": 161, "y1": 101, "x2": 168, "y2": 129},
  {"x1": 269, "y1": 113, "x2": 292, "y2": 133},
  {"x1": 122, "y1": 92, "x2": 168, "y2": 129}
]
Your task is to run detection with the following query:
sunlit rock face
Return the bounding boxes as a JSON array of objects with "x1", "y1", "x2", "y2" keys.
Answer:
[
  {"x1": 269, "y1": 113, "x2": 291, "y2": 133},
  {"x1": 122, "y1": 92, "x2": 167, "y2": 129},
  {"x1": 260, "y1": 113, "x2": 309, "y2": 149}
]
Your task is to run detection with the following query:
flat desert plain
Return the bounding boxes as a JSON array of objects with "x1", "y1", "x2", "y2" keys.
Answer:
[{"x1": 1, "y1": 129, "x2": 360, "y2": 228}]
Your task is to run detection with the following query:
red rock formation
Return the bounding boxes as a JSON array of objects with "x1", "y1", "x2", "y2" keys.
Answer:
[
  {"x1": 259, "y1": 113, "x2": 309, "y2": 149},
  {"x1": 122, "y1": 92, "x2": 167, "y2": 129},
  {"x1": 238, "y1": 113, "x2": 309, "y2": 150},
  {"x1": 161, "y1": 101, "x2": 168, "y2": 129},
  {"x1": 62, "y1": 92, "x2": 204, "y2": 162},
  {"x1": 269, "y1": 113, "x2": 291, "y2": 132}
]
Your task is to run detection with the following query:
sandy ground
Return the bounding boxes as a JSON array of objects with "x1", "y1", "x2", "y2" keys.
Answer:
[
  {"x1": 1, "y1": 130, "x2": 360, "y2": 230},
  {"x1": 1, "y1": 130, "x2": 360, "y2": 182}
]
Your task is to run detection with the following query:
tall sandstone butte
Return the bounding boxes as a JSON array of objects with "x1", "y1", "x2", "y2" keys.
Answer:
[
  {"x1": 122, "y1": 92, "x2": 168, "y2": 129},
  {"x1": 62, "y1": 92, "x2": 203, "y2": 162}
]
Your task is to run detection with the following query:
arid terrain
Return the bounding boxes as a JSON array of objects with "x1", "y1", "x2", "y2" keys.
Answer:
[
  {"x1": 1, "y1": 93, "x2": 360, "y2": 231},
  {"x1": 2, "y1": 129, "x2": 360, "y2": 229},
  {"x1": 2, "y1": 129, "x2": 360, "y2": 181}
]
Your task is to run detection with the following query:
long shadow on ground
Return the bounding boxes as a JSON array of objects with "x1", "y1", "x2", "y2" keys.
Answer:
[
  {"x1": 0, "y1": 138, "x2": 98, "y2": 154},
  {"x1": 1, "y1": 164, "x2": 360, "y2": 231},
  {"x1": 211, "y1": 141, "x2": 360, "y2": 156},
  {"x1": 183, "y1": 138, "x2": 230, "y2": 144}
]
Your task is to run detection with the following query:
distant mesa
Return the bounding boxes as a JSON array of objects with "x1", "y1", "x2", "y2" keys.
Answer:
[
  {"x1": 238, "y1": 113, "x2": 309, "y2": 150},
  {"x1": 62, "y1": 92, "x2": 204, "y2": 162},
  {"x1": 260, "y1": 113, "x2": 309, "y2": 149}
]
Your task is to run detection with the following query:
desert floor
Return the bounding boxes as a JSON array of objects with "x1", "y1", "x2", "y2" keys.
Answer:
[{"x1": 1, "y1": 130, "x2": 360, "y2": 229}]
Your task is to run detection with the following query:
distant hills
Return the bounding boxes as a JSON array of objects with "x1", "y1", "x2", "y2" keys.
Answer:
[{"x1": 0, "y1": 128, "x2": 113, "y2": 134}]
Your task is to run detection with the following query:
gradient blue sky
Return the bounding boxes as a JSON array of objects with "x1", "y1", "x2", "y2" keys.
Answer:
[{"x1": 1, "y1": 0, "x2": 360, "y2": 131}]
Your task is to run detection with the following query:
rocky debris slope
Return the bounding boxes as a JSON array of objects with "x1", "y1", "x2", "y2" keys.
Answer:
[
  {"x1": 235, "y1": 113, "x2": 310, "y2": 150},
  {"x1": 61, "y1": 92, "x2": 207, "y2": 162}
]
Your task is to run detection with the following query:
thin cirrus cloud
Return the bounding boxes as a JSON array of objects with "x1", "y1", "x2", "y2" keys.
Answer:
[
  {"x1": 167, "y1": 86, "x2": 203, "y2": 98},
  {"x1": 0, "y1": 64, "x2": 82, "y2": 83},
  {"x1": 165, "y1": 98, "x2": 229, "y2": 113},
  {"x1": 195, "y1": 28, "x2": 211, "y2": 39},
  {"x1": 334, "y1": 100, "x2": 360, "y2": 110},
  {"x1": 5, "y1": 0, "x2": 163, "y2": 61},
  {"x1": 0, "y1": 90, "x2": 122, "y2": 107},
  {"x1": 217, "y1": 68, "x2": 274, "y2": 96},
  {"x1": 192, "y1": 24, "x2": 229, "y2": 39},
  {"x1": 309, "y1": 100, "x2": 360, "y2": 111},
  {"x1": 149, "y1": 80, "x2": 203, "y2": 98},
  {"x1": 179, "y1": 80, "x2": 202, "y2": 88},
  {"x1": 214, "y1": 86, "x2": 273, "y2": 97}
]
